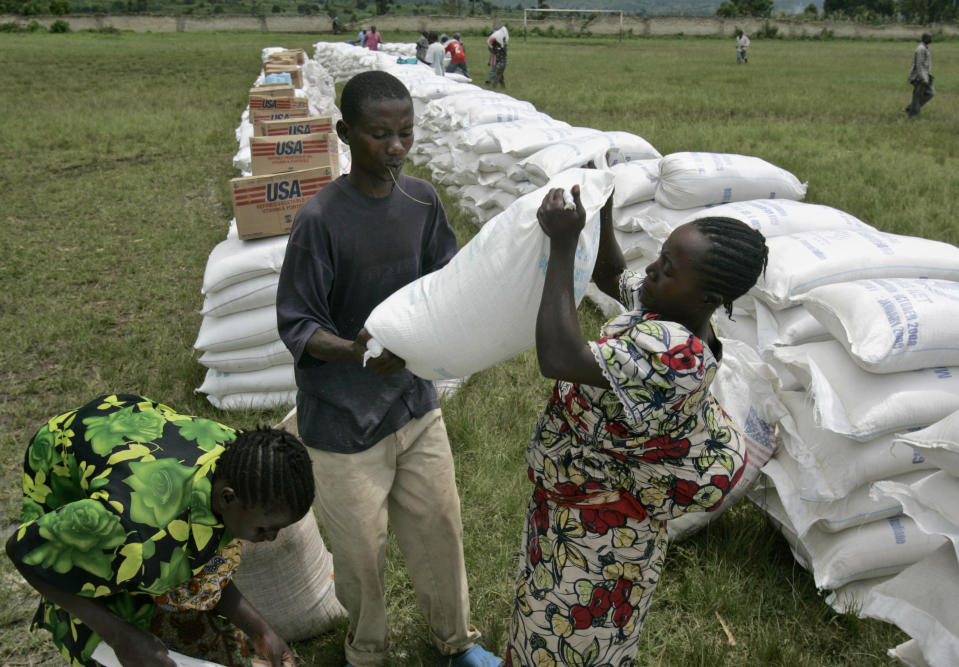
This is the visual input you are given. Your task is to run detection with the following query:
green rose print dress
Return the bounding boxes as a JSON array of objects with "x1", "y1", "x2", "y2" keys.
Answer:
[
  {"x1": 505, "y1": 271, "x2": 748, "y2": 667},
  {"x1": 8, "y1": 394, "x2": 241, "y2": 666}
]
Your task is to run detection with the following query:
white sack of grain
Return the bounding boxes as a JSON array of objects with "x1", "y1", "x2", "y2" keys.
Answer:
[
  {"x1": 457, "y1": 117, "x2": 571, "y2": 154},
  {"x1": 602, "y1": 130, "x2": 661, "y2": 164},
  {"x1": 613, "y1": 228, "x2": 659, "y2": 263},
  {"x1": 797, "y1": 278, "x2": 959, "y2": 374},
  {"x1": 750, "y1": 484, "x2": 946, "y2": 590},
  {"x1": 675, "y1": 198, "x2": 874, "y2": 237},
  {"x1": 205, "y1": 390, "x2": 296, "y2": 411},
  {"x1": 486, "y1": 122, "x2": 597, "y2": 157},
  {"x1": 197, "y1": 364, "x2": 295, "y2": 397},
  {"x1": 517, "y1": 133, "x2": 623, "y2": 186},
  {"x1": 625, "y1": 201, "x2": 711, "y2": 238},
  {"x1": 871, "y1": 470, "x2": 959, "y2": 558},
  {"x1": 778, "y1": 390, "x2": 936, "y2": 501},
  {"x1": 364, "y1": 169, "x2": 615, "y2": 380},
  {"x1": 655, "y1": 152, "x2": 807, "y2": 209},
  {"x1": 886, "y1": 639, "x2": 931, "y2": 667},
  {"x1": 194, "y1": 305, "x2": 278, "y2": 353},
  {"x1": 232, "y1": 510, "x2": 347, "y2": 641},
  {"x1": 201, "y1": 273, "x2": 280, "y2": 318},
  {"x1": 824, "y1": 575, "x2": 896, "y2": 616},
  {"x1": 201, "y1": 229, "x2": 288, "y2": 294},
  {"x1": 860, "y1": 545, "x2": 959, "y2": 667},
  {"x1": 199, "y1": 339, "x2": 293, "y2": 374},
  {"x1": 894, "y1": 409, "x2": 959, "y2": 477},
  {"x1": 610, "y1": 159, "x2": 661, "y2": 208},
  {"x1": 762, "y1": 451, "x2": 932, "y2": 537},
  {"x1": 752, "y1": 230, "x2": 959, "y2": 310},
  {"x1": 713, "y1": 313, "x2": 759, "y2": 351},
  {"x1": 754, "y1": 301, "x2": 830, "y2": 351},
  {"x1": 771, "y1": 341, "x2": 959, "y2": 441}
]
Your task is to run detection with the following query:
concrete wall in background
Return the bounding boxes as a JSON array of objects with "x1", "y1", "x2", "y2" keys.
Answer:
[{"x1": 3, "y1": 12, "x2": 955, "y2": 40}]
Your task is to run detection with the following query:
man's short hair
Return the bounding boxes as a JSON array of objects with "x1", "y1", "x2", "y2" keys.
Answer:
[{"x1": 340, "y1": 71, "x2": 411, "y2": 126}]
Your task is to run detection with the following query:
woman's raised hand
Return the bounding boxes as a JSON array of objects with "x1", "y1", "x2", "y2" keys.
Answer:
[{"x1": 536, "y1": 185, "x2": 586, "y2": 242}]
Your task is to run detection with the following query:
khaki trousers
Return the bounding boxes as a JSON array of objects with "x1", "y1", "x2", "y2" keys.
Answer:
[{"x1": 306, "y1": 409, "x2": 480, "y2": 666}]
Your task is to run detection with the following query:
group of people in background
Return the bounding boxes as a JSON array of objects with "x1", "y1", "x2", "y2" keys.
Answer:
[
  {"x1": 415, "y1": 30, "x2": 471, "y2": 79},
  {"x1": 350, "y1": 23, "x2": 511, "y2": 88},
  {"x1": 414, "y1": 25, "x2": 507, "y2": 86},
  {"x1": 352, "y1": 25, "x2": 381, "y2": 51}
]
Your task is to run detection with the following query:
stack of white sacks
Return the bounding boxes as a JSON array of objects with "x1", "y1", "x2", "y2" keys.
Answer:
[
  {"x1": 193, "y1": 48, "x2": 347, "y2": 410},
  {"x1": 591, "y1": 147, "x2": 959, "y2": 662},
  {"x1": 191, "y1": 42, "x2": 959, "y2": 666},
  {"x1": 746, "y1": 257, "x2": 959, "y2": 664}
]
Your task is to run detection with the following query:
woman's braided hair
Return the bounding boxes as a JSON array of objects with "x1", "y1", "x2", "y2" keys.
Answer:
[
  {"x1": 216, "y1": 426, "x2": 315, "y2": 520},
  {"x1": 689, "y1": 216, "x2": 769, "y2": 318}
]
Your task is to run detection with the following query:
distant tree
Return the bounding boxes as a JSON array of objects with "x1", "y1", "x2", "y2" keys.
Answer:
[
  {"x1": 271, "y1": 2, "x2": 280, "y2": 10},
  {"x1": 17, "y1": 0, "x2": 46, "y2": 14},
  {"x1": 374, "y1": 0, "x2": 390, "y2": 13},
  {"x1": 716, "y1": 0, "x2": 773, "y2": 16},
  {"x1": 824, "y1": 0, "x2": 897, "y2": 17},
  {"x1": 802, "y1": 1, "x2": 819, "y2": 15},
  {"x1": 717, "y1": 0, "x2": 738, "y2": 15},
  {"x1": 898, "y1": 0, "x2": 957, "y2": 22},
  {"x1": 49, "y1": 0, "x2": 70, "y2": 12},
  {"x1": 355, "y1": 0, "x2": 365, "y2": 9}
]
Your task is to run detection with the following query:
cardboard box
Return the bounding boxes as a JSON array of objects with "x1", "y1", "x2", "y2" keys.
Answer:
[
  {"x1": 248, "y1": 84, "x2": 294, "y2": 99},
  {"x1": 249, "y1": 96, "x2": 309, "y2": 114},
  {"x1": 270, "y1": 48, "x2": 306, "y2": 65},
  {"x1": 267, "y1": 55, "x2": 298, "y2": 67},
  {"x1": 250, "y1": 108, "x2": 310, "y2": 127},
  {"x1": 262, "y1": 63, "x2": 302, "y2": 89},
  {"x1": 257, "y1": 115, "x2": 335, "y2": 137},
  {"x1": 230, "y1": 166, "x2": 334, "y2": 240},
  {"x1": 250, "y1": 133, "x2": 339, "y2": 177}
]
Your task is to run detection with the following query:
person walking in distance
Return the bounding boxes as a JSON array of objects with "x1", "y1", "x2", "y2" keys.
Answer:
[
  {"x1": 906, "y1": 32, "x2": 934, "y2": 117},
  {"x1": 736, "y1": 29, "x2": 750, "y2": 64}
]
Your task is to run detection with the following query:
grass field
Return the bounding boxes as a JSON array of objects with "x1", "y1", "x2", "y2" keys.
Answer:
[{"x1": 1, "y1": 30, "x2": 957, "y2": 666}]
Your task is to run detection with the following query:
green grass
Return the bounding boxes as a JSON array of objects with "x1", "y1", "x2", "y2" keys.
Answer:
[{"x1": 2, "y1": 30, "x2": 956, "y2": 666}]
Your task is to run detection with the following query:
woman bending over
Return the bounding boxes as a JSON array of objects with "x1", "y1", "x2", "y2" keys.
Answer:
[{"x1": 6, "y1": 393, "x2": 314, "y2": 667}]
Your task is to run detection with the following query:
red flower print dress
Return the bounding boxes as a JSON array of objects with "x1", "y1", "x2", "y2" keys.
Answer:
[{"x1": 505, "y1": 271, "x2": 747, "y2": 667}]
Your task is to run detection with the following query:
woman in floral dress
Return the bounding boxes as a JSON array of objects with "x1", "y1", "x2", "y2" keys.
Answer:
[
  {"x1": 5, "y1": 393, "x2": 315, "y2": 667},
  {"x1": 505, "y1": 188, "x2": 769, "y2": 666}
]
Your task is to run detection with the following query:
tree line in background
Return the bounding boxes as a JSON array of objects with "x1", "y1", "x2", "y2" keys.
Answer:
[
  {"x1": 717, "y1": 0, "x2": 954, "y2": 22},
  {"x1": 1, "y1": 0, "x2": 955, "y2": 37}
]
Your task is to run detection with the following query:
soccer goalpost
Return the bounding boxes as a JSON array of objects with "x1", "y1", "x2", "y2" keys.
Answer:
[{"x1": 522, "y1": 7, "x2": 625, "y2": 42}]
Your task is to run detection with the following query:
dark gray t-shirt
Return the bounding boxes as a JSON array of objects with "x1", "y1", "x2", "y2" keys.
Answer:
[{"x1": 276, "y1": 174, "x2": 458, "y2": 453}]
